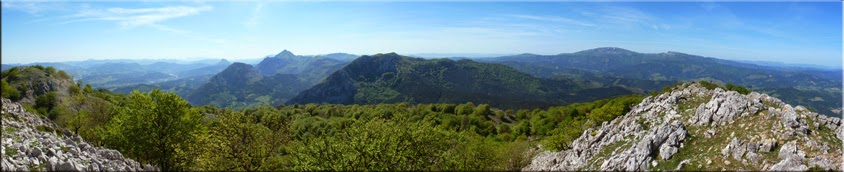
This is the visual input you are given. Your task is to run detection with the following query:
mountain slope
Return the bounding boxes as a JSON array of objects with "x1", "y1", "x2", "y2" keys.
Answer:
[
  {"x1": 524, "y1": 82, "x2": 843, "y2": 171},
  {"x1": 2, "y1": 98, "x2": 158, "y2": 171},
  {"x1": 185, "y1": 62, "x2": 310, "y2": 108},
  {"x1": 255, "y1": 50, "x2": 350, "y2": 85},
  {"x1": 288, "y1": 53, "x2": 634, "y2": 109},
  {"x1": 486, "y1": 47, "x2": 839, "y2": 88},
  {"x1": 483, "y1": 47, "x2": 842, "y2": 116}
]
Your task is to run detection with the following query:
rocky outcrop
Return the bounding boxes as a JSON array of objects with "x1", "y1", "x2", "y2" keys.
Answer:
[
  {"x1": 524, "y1": 83, "x2": 843, "y2": 171},
  {"x1": 1, "y1": 98, "x2": 157, "y2": 171}
]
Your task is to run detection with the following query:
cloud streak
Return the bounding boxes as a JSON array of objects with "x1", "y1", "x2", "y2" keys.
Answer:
[
  {"x1": 504, "y1": 14, "x2": 596, "y2": 27},
  {"x1": 244, "y1": 2, "x2": 264, "y2": 28},
  {"x1": 60, "y1": 5, "x2": 213, "y2": 28}
]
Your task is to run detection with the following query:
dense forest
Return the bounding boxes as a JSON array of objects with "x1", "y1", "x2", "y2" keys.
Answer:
[{"x1": 2, "y1": 65, "x2": 652, "y2": 170}]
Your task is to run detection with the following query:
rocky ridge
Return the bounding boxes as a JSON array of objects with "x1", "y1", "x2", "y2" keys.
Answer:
[
  {"x1": 524, "y1": 83, "x2": 843, "y2": 171},
  {"x1": 1, "y1": 98, "x2": 157, "y2": 171}
]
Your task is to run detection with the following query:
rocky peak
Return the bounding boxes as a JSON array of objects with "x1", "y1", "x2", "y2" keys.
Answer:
[
  {"x1": 216, "y1": 59, "x2": 230, "y2": 66},
  {"x1": 274, "y1": 49, "x2": 296, "y2": 59},
  {"x1": 524, "y1": 82, "x2": 843, "y2": 171},
  {"x1": 1, "y1": 98, "x2": 158, "y2": 171}
]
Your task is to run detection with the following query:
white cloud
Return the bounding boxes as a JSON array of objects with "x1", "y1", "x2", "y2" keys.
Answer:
[
  {"x1": 61, "y1": 5, "x2": 212, "y2": 28},
  {"x1": 504, "y1": 14, "x2": 595, "y2": 27},
  {"x1": 244, "y1": 2, "x2": 265, "y2": 28}
]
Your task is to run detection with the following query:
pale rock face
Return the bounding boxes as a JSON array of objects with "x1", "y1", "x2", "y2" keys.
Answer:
[
  {"x1": 1, "y1": 98, "x2": 159, "y2": 171},
  {"x1": 523, "y1": 83, "x2": 844, "y2": 171}
]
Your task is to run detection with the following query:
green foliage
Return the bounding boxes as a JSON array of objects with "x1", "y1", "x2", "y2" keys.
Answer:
[
  {"x1": 45, "y1": 66, "x2": 56, "y2": 75},
  {"x1": 35, "y1": 125, "x2": 54, "y2": 133},
  {"x1": 698, "y1": 81, "x2": 751, "y2": 95},
  {"x1": 538, "y1": 95, "x2": 644, "y2": 151},
  {"x1": 56, "y1": 70, "x2": 71, "y2": 79},
  {"x1": 290, "y1": 53, "x2": 634, "y2": 110},
  {"x1": 725, "y1": 84, "x2": 751, "y2": 95},
  {"x1": 192, "y1": 110, "x2": 289, "y2": 171},
  {"x1": 84, "y1": 84, "x2": 93, "y2": 93},
  {"x1": 1, "y1": 67, "x2": 20, "y2": 80},
  {"x1": 69, "y1": 84, "x2": 81, "y2": 95},
  {"x1": 1, "y1": 80, "x2": 22, "y2": 101},
  {"x1": 98, "y1": 89, "x2": 203, "y2": 171},
  {"x1": 291, "y1": 117, "x2": 499, "y2": 171},
  {"x1": 698, "y1": 80, "x2": 720, "y2": 90},
  {"x1": 35, "y1": 92, "x2": 58, "y2": 118},
  {"x1": 5, "y1": 146, "x2": 17, "y2": 157}
]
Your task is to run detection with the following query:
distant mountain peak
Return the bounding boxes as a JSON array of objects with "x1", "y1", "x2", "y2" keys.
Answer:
[
  {"x1": 575, "y1": 47, "x2": 638, "y2": 55},
  {"x1": 217, "y1": 59, "x2": 230, "y2": 65},
  {"x1": 275, "y1": 49, "x2": 296, "y2": 59},
  {"x1": 660, "y1": 51, "x2": 689, "y2": 56}
]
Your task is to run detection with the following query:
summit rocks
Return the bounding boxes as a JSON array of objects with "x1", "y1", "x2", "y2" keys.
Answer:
[{"x1": 524, "y1": 83, "x2": 843, "y2": 171}]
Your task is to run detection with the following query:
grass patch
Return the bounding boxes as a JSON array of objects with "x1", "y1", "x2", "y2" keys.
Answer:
[
  {"x1": 5, "y1": 127, "x2": 19, "y2": 133},
  {"x1": 761, "y1": 100, "x2": 780, "y2": 109},
  {"x1": 636, "y1": 117, "x2": 650, "y2": 131},
  {"x1": 5, "y1": 146, "x2": 18, "y2": 157},
  {"x1": 583, "y1": 140, "x2": 632, "y2": 169},
  {"x1": 35, "y1": 125, "x2": 54, "y2": 133},
  {"x1": 22, "y1": 104, "x2": 39, "y2": 116},
  {"x1": 652, "y1": 113, "x2": 782, "y2": 171}
]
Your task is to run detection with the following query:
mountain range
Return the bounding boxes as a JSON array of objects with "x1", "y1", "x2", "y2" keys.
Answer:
[
  {"x1": 288, "y1": 53, "x2": 632, "y2": 109},
  {"x1": 184, "y1": 50, "x2": 355, "y2": 108},
  {"x1": 3, "y1": 47, "x2": 840, "y2": 116}
]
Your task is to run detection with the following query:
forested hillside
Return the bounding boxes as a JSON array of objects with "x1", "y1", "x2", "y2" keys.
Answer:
[
  {"x1": 1, "y1": 66, "x2": 646, "y2": 171},
  {"x1": 289, "y1": 53, "x2": 634, "y2": 109},
  {"x1": 482, "y1": 47, "x2": 842, "y2": 116}
]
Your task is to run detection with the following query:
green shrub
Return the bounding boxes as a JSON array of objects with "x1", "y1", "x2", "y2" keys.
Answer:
[
  {"x1": 725, "y1": 84, "x2": 751, "y2": 95},
  {"x1": 57, "y1": 70, "x2": 71, "y2": 79},
  {"x1": 698, "y1": 80, "x2": 720, "y2": 90},
  {"x1": 45, "y1": 66, "x2": 56, "y2": 75},
  {"x1": 1, "y1": 80, "x2": 21, "y2": 101}
]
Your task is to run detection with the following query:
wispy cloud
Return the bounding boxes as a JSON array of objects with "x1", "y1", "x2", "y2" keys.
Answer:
[
  {"x1": 504, "y1": 14, "x2": 595, "y2": 27},
  {"x1": 599, "y1": 6, "x2": 654, "y2": 25},
  {"x1": 60, "y1": 5, "x2": 213, "y2": 28},
  {"x1": 1, "y1": 1, "x2": 74, "y2": 16},
  {"x1": 244, "y1": 2, "x2": 265, "y2": 28},
  {"x1": 42, "y1": 4, "x2": 225, "y2": 44}
]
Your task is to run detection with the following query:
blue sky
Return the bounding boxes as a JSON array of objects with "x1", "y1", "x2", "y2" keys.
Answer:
[{"x1": 2, "y1": 1, "x2": 842, "y2": 68}]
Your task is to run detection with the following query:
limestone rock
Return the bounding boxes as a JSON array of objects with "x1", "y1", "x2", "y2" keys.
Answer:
[
  {"x1": 523, "y1": 83, "x2": 843, "y2": 171},
  {"x1": 1, "y1": 98, "x2": 159, "y2": 171}
]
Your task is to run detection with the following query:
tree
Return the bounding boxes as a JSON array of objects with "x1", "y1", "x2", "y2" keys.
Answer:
[
  {"x1": 98, "y1": 89, "x2": 202, "y2": 171},
  {"x1": 57, "y1": 70, "x2": 71, "y2": 79},
  {"x1": 35, "y1": 92, "x2": 58, "y2": 117},
  {"x1": 45, "y1": 66, "x2": 56, "y2": 75},
  {"x1": 1, "y1": 80, "x2": 21, "y2": 101},
  {"x1": 194, "y1": 111, "x2": 281, "y2": 171},
  {"x1": 291, "y1": 116, "x2": 496, "y2": 171},
  {"x1": 84, "y1": 84, "x2": 93, "y2": 93}
]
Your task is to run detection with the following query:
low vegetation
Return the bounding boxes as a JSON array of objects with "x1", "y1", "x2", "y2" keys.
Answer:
[{"x1": 1, "y1": 66, "x2": 649, "y2": 170}]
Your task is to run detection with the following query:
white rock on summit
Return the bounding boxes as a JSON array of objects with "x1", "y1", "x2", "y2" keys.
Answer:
[{"x1": 523, "y1": 83, "x2": 844, "y2": 171}]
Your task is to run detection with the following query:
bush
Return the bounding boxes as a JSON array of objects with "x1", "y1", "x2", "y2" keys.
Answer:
[
  {"x1": 698, "y1": 80, "x2": 719, "y2": 90},
  {"x1": 1, "y1": 80, "x2": 21, "y2": 101},
  {"x1": 725, "y1": 84, "x2": 751, "y2": 95},
  {"x1": 291, "y1": 117, "x2": 498, "y2": 171},
  {"x1": 45, "y1": 66, "x2": 56, "y2": 75},
  {"x1": 69, "y1": 84, "x2": 81, "y2": 94},
  {"x1": 35, "y1": 92, "x2": 58, "y2": 117},
  {"x1": 57, "y1": 70, "x2": 71, "y2": 79}
]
